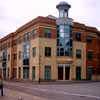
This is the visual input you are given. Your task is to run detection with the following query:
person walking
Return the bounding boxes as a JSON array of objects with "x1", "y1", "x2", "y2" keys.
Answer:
[{"x1": 0, "y1": 75, "x2": 3, "y2": 96}]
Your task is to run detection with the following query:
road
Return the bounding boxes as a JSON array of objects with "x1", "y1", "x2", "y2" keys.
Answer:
[{"x1": 2, "y1": 81, "x2": 100, "y2": 100}]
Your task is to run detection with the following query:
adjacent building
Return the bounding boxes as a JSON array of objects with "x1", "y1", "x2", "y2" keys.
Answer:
[{"x1": 0, "y1": 1, "x2": 100, "y2": 81}]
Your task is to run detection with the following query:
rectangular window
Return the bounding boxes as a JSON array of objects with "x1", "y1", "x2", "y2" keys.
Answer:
[
  {"x1": 44, "y1": 28, "x2": 51, "y2": 38},
  {"x1": 13, "y1": 54, "x2": 17, "y2": 59},
  {"x1": 76, "y1": 32, "x2": 81, "y2": 41},
  {"x1": 87, "y1": 36, "x2": 93, "y2": 43},
  {"x1": 23, "y1": 59, "x2": 29, "y2": 65},
  {"x1": 19, "y1": 67, "x2": 21, "y2": 79},
  {"x1": 45, "y1": 65, "x2": 51, "y2": 80},
  {"x1": 24, "y1": 32, "x2": 30, "y2": 41},
  {"x1": 23, "y1": 67, "x2": 29, "y2": 79},
  {"x1": 88, "y1": 52, "x2": 93, "y2": 60},
  {"x1": 45, "y1": 47, "x2": 51, "y2": 57},
  {"x1": 32, "y1": 29, "x2": 37, "y2": 38},
  {"x1": 32, "y1": 67, "x2": 35, "y2": 80},
  {"x1": 19, "y1": 51, "x2": 21, "y2": 59},
  {"x1": 32, "y1": 47, "x2": 36, "y2": 57},
  {"x1": 8, "y1": 54, "x2": 10, "y2": 61},
  {"x1": 76, "y1": 49, "x2": 81, "y2": 58}
]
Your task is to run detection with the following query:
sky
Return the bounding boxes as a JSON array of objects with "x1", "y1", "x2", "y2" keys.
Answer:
[{"x1": 0, "y1": 0, "x2": 100, "y2": 39}]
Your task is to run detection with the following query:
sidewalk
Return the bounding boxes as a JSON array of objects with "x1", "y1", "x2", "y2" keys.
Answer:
[
  {"x1": 0, "y1": 88, "x2": 48, "y2": 100},
  {"x1": 5, "y1": 80, "x2": 100, "y2": 85}
]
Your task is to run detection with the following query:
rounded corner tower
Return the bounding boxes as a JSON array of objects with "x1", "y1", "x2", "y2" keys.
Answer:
[
  {"x1": 56, "y1": 1, "x2": 73, "y2": 57},
  {"x1": 56, "y1": 1, "x2": 71, "y2": 17}
]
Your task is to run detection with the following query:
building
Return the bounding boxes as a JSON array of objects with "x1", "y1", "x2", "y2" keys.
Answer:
[{"x1": 0, "y1": 1, "x2": 100, "y2": 81}]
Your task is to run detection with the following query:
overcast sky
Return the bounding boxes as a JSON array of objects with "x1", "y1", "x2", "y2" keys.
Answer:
[{"x1": 0, "y1": 0, "x2": 100, "y2": 39}]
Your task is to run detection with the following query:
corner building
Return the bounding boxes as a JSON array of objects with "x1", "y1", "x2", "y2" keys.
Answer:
[{"x1": 0, "y1": 2, "x2": 100, "y2": 81}]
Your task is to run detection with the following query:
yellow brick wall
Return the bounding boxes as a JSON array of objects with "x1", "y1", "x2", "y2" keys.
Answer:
[
  {"x1": 39, "y1": 38, "x2": 57, "y2": 80},
  {"x1": 72, "y1": 41, "x2": 86, "y2": 80}
]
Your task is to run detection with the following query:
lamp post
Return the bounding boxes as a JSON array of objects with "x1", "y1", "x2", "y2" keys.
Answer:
[{"x1": 38, "y1": 47, "x2": 41, "y2": 84}]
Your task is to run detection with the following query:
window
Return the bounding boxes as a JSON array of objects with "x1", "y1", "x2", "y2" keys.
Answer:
[
  {"x1": 76, "y1": 49, "x2": 81, "y2": 58},
  {"x1": 32, "y1": 67, "x2": 35, "y2": 80},
  {"x1": 44, "y1": 28, "x2": 51, "y2": 38},
  {"x1": 8, "y1": 54, "x2": 10, "y2": 61},
  {"x1": 59, "y1": 9, "x2": 64, "y2": 18},
  {"x1": 45, "y1": 65, "x2": 51, "y2": 80},
  {"x1": 88, "y1": 52, "x2": 93, "y2": 60},
  {"x1": 18, "y1": 36, "x2": 22, "y2": 44},
  {"x1": 19, "y1": 67, "x2": 21, "y2": 79},
  {"x1": 57, "y1": 24, "x2": 72, "y2": 57},
  {"x1": 19, "y1": 51, "x2": 21, "y2": 59},
  {"x1": 13, "y1": 54, "x2": 17, "y2": 59},
  {"x1": 76, "y1": 32, "x2": 81, "y2": 41},
  {"x1": 32, "y1": 47, "x2": 36, "y2": 57},
  {"x1": 87, "y1": 36, "x2": 93, "y2": 43},
  {"x1": 24, "y1": 32, "x2": 30, "y2": 41},
  {"x1": 23, "y1": 67, "x2": 29, "y2": 79},
  {"x1": 45, "y1": 47, "x2": 51, "y2": 57},
  {"x1": 23, "y1": 59, "x2": 29, "y2": 65},
  {"x1": 32, "y1": 29, "x2": 37, "y2": 38}
]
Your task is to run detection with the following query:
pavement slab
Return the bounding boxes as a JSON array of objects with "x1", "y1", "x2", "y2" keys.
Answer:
[
  {"x1": 1, "y1": 81, "x2": 100, "y2": 100},
  {"x1": 0, "y1": 88, "x2": 48, "y2": 100}
]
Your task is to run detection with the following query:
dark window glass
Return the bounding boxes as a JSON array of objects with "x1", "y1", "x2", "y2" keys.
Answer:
[
  {"x1": 19, "y1": 51, "x2": 21, "y2": 59},
  {"x1": 32, "y1": 29, "x2": 37, "y2": 38},
  {"x1": 23, "y1": 59, "x2": 29, "y2": 65},
  {"x1": 45, "y1": 65, "x2": 51, "y2": 80},
  {"x1": 87, "y1": 36, "x2": 93, "y2": 43},
  {"x1": 19, "y1": 67, "x2": 21, "y2": 79},
  {"x1": 76, "y1": 49, "x2": 81, "y2": 58},
  {"x1": 76, "y1": 32, "x2": 81, "y2": 41},
  {"x1": 32, "y1": 67, "x2": 35, "y2": 80},
  {"x1": 24, "y1": 32, "x2": 30, "y2": 41},
  {"x1": 88, "y1": 52, "x2": 93, "y2": 60},
  {"x1": 32, "y1": 47, "x2": 36, "y2": 57},
  {"x1": 45, "y1": 47, "x2": 51, "y2": 57},
  {"x1": 44, "y1": 28, "x2": 51, "y2": 38},
  {"x1": 8, "y1": 54, "x2": 10, "y2": 61},
  {"x1": 13, "y1": 54, "x2": 17, "y2": 59},
  {"x1": 23, "y1": 67, "x2": 29, "y2": 79},
  {"x1": 60, "y1": 48, "x2": 64, "y2": 56}
]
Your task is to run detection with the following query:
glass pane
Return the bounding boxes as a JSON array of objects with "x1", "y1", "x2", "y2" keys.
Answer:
[
  {"x1": 59, "y1": 25, "x2": 64, "y2": 33},
  {"x1": 59, "y1": 10, "x2": 64, "y2": 18}
]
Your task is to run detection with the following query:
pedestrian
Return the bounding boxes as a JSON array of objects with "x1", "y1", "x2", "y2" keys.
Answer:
[{"x1": 0, "y1": 75, "x2": 3, "y2": 96}]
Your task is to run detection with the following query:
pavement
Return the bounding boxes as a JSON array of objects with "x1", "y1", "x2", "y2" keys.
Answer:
[
  {"x1": 0, "y1": 81, "x2": 100, "y2": 100},
  {"x1": 0, "y1": 88, "x2": 47, "y2": 100}
]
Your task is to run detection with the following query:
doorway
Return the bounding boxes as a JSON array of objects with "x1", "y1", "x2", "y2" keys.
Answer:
[
  {"x1": 87, "y1": 67, "x2": 93, "y2": 80},
  {"x1": 32, "y1": 67, "x2": 35, "y2": 80},
  {"x1": 23, "y1": 67, "x2": 29, "y2": 79},
  {"x1": 58, "y1": 66, "x2": 63, "y2": 80},
  {"x1": 65, "y1": 67, "x2": 70, "y2": 80},
  {"x1": 76, "y1": 67, "x2": 81, "y2": 80},
  {"x1": 45, "y1": 66, "x2": 51, "y2": 80}
]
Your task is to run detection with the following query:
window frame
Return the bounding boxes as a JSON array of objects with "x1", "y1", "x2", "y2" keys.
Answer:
[
  {"x1": 44, "y1": 28, "x2": 51, "y2": 38},
  {"x1": 45, "y1": 47, "x2": 51, "y2": 57},
  {"x1": 32, "y1": 47, "x2": 36, "y2": 57},
  {"x1": 76, "y1": 49, "x2": 82, "y2": 59},
  {"x1": 87, "y1": 51, "x2": 93, "y2": 60},
  {"x1": 75, "y1": 32, "x2": 81, "y2": 41}
]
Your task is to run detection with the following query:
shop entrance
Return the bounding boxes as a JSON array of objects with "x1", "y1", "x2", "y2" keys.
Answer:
[
  {"x1": 76, "y1": 67, "x2": 81, "y2": 80},
  {"x1": 65, "y1": 67, "x2": 70, "y2": 80},
  {"x1": 58, "y1": 64, "x2": 70, "y2": 80},
  {"x1": 58, "y1": 66, "x2": 63, "y2": 80}
]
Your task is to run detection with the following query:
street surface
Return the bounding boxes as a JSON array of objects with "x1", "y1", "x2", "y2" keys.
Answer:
[{"x1": 0, "y1": 81, "x2": 100, "y2": 100}]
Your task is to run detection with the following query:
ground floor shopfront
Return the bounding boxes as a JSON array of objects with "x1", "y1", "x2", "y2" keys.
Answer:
[
  {"x1": 15, "y1": 63, "x2": 87, "y2": 81},
  {"x1": 0, "y1": 64, "x2": 100, "y2": 81}
]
